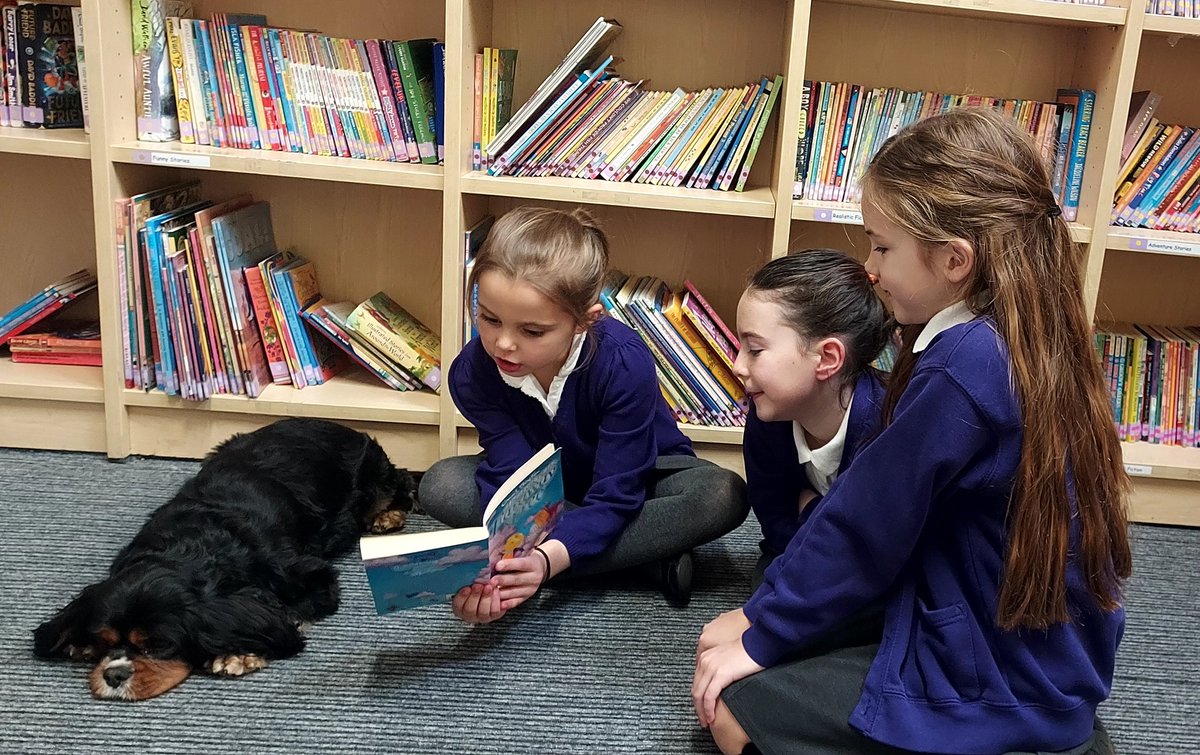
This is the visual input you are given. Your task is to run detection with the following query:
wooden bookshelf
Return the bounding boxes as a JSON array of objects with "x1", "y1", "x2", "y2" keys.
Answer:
[{"x1": 0, "y1": 0, "x2": 1196, "y2": 525}]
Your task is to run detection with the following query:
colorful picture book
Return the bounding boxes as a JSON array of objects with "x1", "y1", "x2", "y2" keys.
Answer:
[
  {"x1": 601, "y1": 272, "x2": 747, "y2": 427},
  {"x1": 360, "y1": 444, "x2": 565, "y2": 614},
  {"x1": 1095, "y1": 324, "x2": 1200, "y2": 447},
  {"x1": 346, "y1": 292, "x2": 442, "y2": 392},
  {"x1": 0, "y1": 270, "x2": 97, "y2": 347},
  {"x1": 137, "y1": 7, "x2": 445, "y2": 162},
  {"x1": 479, "y1": 18, "x2": 782, "y2": 191},
  {"x1": 1111, "y1": 90, "x2": 1200, "y2": 233},
  {"x1": 793, "y1": 81, "x2": 1094, "y2": 222}
]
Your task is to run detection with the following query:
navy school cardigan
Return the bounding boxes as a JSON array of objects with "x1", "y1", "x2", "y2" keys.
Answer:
[
  {"x1": 741, "y1": 318, "x2": 1124, "y2": 754},
  {"x1": 448, "y1": 316, "x2": 693, "y2": 566},
  {"x1": 743, "y1": 370, "x2": 885, "y2": 556}
]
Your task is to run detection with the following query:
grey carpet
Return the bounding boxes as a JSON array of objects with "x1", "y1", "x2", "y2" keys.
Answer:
[{"x1": 0, "y1": 447, "x2": 1196, "y2": 754}]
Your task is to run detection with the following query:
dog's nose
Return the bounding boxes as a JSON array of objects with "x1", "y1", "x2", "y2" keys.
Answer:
[{"x1": 103, "y1": 665, "x2": 132, "y2": 688}]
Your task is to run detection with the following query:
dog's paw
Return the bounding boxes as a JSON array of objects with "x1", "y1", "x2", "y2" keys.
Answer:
[
  {"x1": 210, "y1": 654, "x2": 268, "y2": 677},
  {"x1": 370, "y1": 509, "x2": 407, "y2": 534},
  {"x1": 66, "y1": 645, "x2": 97, "y2": 662}
]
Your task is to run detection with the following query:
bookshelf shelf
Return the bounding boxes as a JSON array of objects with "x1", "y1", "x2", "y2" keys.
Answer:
[
  {"x1": 108, "y1": 142, "x2": 446, "y2": 191},
  {"x1": 0, "y1": 357, "x2": 104, "y2": 403},
  {"x1": 821, "y1": 0, "x2": 1126, "y2": 27},
  {"x1": 792, "y1": 199, "x2": 1093, "y2": 243},
  {"x1": 460, "y1": 173, "x2": 777, "y2": 219},
  {"x1": 0, "y1": 126, "x2": 90, "y2": 159},
  {"x1": 1122, "y1": 441, "x2": 1200, "y2": 483},
  {"x1": 123, "y1": 372, "x2": 440, "y2": 426},
  {"x1": 1142, "y1": 13, "x2": 1200, "y2": 38},
  {"x1": 1105, "y1": 227, "x2": 1200, "y2": 259}
]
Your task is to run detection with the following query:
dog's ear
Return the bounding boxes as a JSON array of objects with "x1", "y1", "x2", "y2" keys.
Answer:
[
  {"x1": 33, "y1": 586, "x2": 100, "y2": 660},
  {"x1": 183, "y1": 589, "x2": 306, "y2": 662}
]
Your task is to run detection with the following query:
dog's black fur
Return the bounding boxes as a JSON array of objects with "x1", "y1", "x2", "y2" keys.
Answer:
[{"x1": 33, "y1": 418, "x2": 415, "y2": 700}]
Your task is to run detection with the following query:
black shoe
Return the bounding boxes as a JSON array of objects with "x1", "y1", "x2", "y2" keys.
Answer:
[{"x1": 660, "y1": 551, "x2": 693, "y2": 606}]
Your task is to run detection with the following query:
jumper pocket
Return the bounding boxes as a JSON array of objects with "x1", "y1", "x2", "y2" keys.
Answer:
[{"x1": 904, "y1": 599, "x2": 983, "y2": 702}]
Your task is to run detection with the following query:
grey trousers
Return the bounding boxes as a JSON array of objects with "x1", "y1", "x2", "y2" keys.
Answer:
[{"x1": 417, "y1": 453, "x2": 748, "y2": 576}]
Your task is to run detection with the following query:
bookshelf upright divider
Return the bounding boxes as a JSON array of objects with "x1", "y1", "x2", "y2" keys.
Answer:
[{"x1": 0, "y1": 0, "x2": 1194, "y2": 525}]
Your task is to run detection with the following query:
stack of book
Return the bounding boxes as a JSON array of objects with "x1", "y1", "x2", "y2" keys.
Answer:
[
  {"x1": 1148, "y1": 1, "x2": 1194, "y2": 16},
  {"x1": 138, "y1": 3, "x2": 445, "y2": 162},
  {"x1": 793, "y1": 82, "x2": 1095, "y2": 222},
  {"x1": 304, "y1": 292, "x2": 441, "y2": 393},
  {"x1": 1095, "y1": 324, "x2": 1200, "y2": 447},
  {"x1": 0, "y1": 270, "x2": 97, "y2": 347},
  {"x1": 1111, "y1": 91, "x2": 1200, "y2": 234},
  {"x1": 601, "y1": 272, "x2": 747, "y2": 427},
  {"x1": 0, "y1": 2, "x2": 87, "y2": 129},
  {"x1": 481, "y1": 17, "x2": 782, "y2": 192},
  {"x1": 7, "y1": 321, "x2": 101, "y2": 366}
]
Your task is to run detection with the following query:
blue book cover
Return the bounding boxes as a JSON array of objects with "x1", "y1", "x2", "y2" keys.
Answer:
[{"x1": 361, "y1": 444, "x2": 565, "y2": 614}]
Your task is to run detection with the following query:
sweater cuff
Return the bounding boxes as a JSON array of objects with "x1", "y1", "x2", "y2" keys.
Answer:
[{"x1": 740, "y1": 622, "x2": 793, "y2": 668}]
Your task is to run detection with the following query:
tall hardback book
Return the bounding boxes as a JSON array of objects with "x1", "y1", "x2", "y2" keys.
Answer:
[
  {"x1": 360, "y1": 444, "x2": 565, "y2": 614},
  {"x1": 346, "y1": 292, "x2": 441, "y2": 391}
]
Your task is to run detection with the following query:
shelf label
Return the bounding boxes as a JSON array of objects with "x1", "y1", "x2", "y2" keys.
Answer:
[
  {"x1": 1124, "y1": 463, "x2": 1153, "y2": 477},
  {"x1": 133, "y1": 150, "x2": 211, "y2": 169},
  {"x1": 813, "y1": 207, "x2": 863, "y2": 225},
  {"x1": 1125, "y1": 235, "x2": 1200, "y2": 257}
]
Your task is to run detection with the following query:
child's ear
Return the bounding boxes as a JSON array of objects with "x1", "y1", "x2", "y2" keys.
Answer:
[
  {"x1": 576, "y1": 303, "x2": 604, "y2": 333},
  {"x1": 813, "y1": 337, "x2": 847, "y2": 382},
  {"x1": 942, "y1": 238, "x2": 976, "y2": 285}
]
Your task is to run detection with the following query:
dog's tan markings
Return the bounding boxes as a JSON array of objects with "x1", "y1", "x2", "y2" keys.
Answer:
[
  {"x1": 97, "y1": 627, "x2": 119, "y2": 647},
  {"x1": 370, "y1": 509, "x2": 407, "y2": 534},
  {"x1": 89, "y1": 657, "x2": 190, "y2": 701},
  {"x1": 210, "y1": 654, "x2": 268, "y2": 676}
]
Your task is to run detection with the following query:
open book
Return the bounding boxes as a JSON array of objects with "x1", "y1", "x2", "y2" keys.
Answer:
[{"x1": 360, "y1": 444, "x2": 565, "y2": 614}]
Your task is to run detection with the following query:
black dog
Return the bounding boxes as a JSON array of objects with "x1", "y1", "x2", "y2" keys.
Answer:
[{"x1": 33, "y1": 418, "x2": 415, "y2": 701}]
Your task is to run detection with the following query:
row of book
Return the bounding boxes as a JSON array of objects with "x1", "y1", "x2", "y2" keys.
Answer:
[
  {"x1": 793, "y1": 81, "x2": 1096, "y2": 222},
  {"x1": 1096, "y1": 324, "x2": 1200, "y2": 448},
  {"x1": 472, "y1": 47, "x2": 517, "y2": 171},
  {"x1": 602, "y1": 272, "x2": 748, "y2": 427},
  {"x1": 0, "y1": 1, "x2": 87, "y2": 129},
  {"x1": 480, "y1": 17, "x2": 782, "y2": 192},
  {"x1": 1148, "y1": 1, "x2": 1200, "y2": 16},
  {"x1": 142, "y1": 4, "x2": 444, "y2": 162},
  {"x1": 1112, "y1": 91, "x2": 1200, "y2": 233},
  {"x1": 6, "y1": 321, "x2": 100, "y2": 366},
  {"x1": 0, "y1": 269, "x2": 96, "y2": 347},
  {"x1": 116, "y1": 181, "x2": 442, "y2": 401}
]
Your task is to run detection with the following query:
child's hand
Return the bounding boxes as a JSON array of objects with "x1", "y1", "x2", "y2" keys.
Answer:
[
  {"x1": 452, "y1": 582, "x2": 506, "y2": 624},
  {"x1": 492, "y1": 554, "x2": 547, "y2": 611},
  {"x1": 697, "y1": 608, "x2": 751, "y2": 655},
  {"x1": 692, "y1": 638, "x2": 764, "y2": 729},
  {"x1": 798, "y1": 488, "x2": 820, "y2": 514}
]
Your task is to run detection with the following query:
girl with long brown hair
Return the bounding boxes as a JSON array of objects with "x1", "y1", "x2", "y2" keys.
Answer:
[{"x1": 693, "y1": 108, "x2": 1130, "y2": 755}]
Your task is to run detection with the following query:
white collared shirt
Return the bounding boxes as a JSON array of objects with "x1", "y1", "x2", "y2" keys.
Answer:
[
  {"x1": 912, "y1": 300, "x2": 978, "y2": 354},
  {"x1": 792, "y1": 393, "x2": 854, "y2": 496},
  {"x1": 499, "y1": 332, "x2": 587, "y2": 418}
]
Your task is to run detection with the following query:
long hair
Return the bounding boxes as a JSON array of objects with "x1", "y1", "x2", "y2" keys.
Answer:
[
  {"x1": 747, "y1": 249, "x2": 892, "y2": 393},
  {"x1": 862, "y1": 108, "x2": 1131, "y2": 630},
  {"x1": 468, "y1": 206, "x2": 609, "y2": 327}
]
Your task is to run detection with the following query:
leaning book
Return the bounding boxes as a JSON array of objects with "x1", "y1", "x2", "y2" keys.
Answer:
[{"x1": 360, "y1": 444, "x2": 565, "y2": 614}]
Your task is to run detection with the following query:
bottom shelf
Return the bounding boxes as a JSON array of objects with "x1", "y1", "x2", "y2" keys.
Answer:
[
  {"x1": 0, "y1": 357, "x2": 106, "y2": 453},
  {"x1": 122, "y1": 370, "x2": 440, "y2": 425}
]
